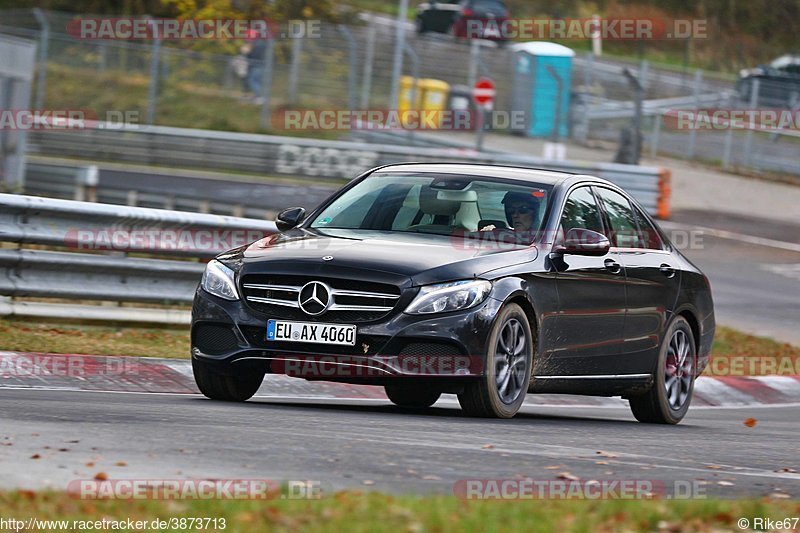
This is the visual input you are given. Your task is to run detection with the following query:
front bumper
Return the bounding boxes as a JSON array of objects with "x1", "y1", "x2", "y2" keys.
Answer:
[{"x1": 191, "y1": 287, "x2": 501, "y2": 383}]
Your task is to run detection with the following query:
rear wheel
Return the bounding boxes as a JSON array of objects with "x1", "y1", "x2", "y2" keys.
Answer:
[
  {"x1": 192, "y1": 357, "x2": 264, "y2": 402},
  {"x1": 385, "y1": 384, "x2": 441, "y2": 408},
  {"x1": 629, "y1": 316, "x2": 696, "y2": 424},
  {"x1": 458, "y1": 303, "x2": 533, "y2": 418}
]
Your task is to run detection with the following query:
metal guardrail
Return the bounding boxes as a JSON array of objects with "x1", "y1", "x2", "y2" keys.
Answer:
[
  {"x1": 0, "y1": 194, "x2": 277, "y2": 323},
  {"x1": 28, "y1": 124, "x2": 672, "y2": 218}
]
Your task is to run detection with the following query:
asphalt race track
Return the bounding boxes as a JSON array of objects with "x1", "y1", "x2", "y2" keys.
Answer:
[{"x1": 1, "y1": 388, "x2": 798, "y2": 499}]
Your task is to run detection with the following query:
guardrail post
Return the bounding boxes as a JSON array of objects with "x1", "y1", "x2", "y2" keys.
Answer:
[
  {"x1": 687, "y1": 69, "x2": 703, "y2": 159},
  {"x1": 656, "y1": 168, "x2": 671, "y2": 219},
  {"x1": 127, "y1": 190, "x2": 139, "y2": 206},
  {"x1": 75, "y1": 165, "x2": 99, "y2": 202}
]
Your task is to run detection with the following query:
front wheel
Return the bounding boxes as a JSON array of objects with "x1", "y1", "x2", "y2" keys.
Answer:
[
  {"x1": 629, "y1": 316, "x2": 696, "y2": 424},
  {"x1": 192, "y1": 357, "x2": 264, "y2": 402},
  {"x1": 458, "y1": 303, "x2": 533, "y2": 418}
]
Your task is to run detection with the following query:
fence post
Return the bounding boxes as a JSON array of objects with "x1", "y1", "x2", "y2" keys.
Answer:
[
  {"x1": 722, "y1": 123, "x2": 734, "y2": 170},
  {"x1": 388, "y1": 0, "x2": 409, "y2": 109},
  {"x1": 361, "y1": 18, "x2": 377, "y2": 108},
  {"x1": 743, "y1": 78, "x2": 760, "y2": 168},
  {"x1": 337, "y1": 25, "x2": 358, "y2": 112},
  {"x1": 468, "y1": 39, "x2": 479, "y2": 88},
  {"x1": 259, "y1": 36, "x2": 275, "y2": 130},
  {"x1": 32, "y1": 8, "x2": 49, "y2": 110},
  {"x1": 287, "y1": 34, "x2": 303, "y2": 105},
  {"x1": 98, "y1": 41, "x2": 107, "y2": 73},
  {"x1": 404, "y1": 42, "x2": 419, "y2": 144},
  {"x1": 638, "y1": 59, "x2": 649, "y2": 92},
  {"x1": 686, "y1": 69, "x2": 703, "y2": 159},
  {"x1": 146, "y1": 18, "x2": 162, "y2": 125}
]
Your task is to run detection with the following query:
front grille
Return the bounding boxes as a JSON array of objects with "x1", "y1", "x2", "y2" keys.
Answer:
[
  {"x1": 240, "y1": 274, "x2": 401, "y2": 323},
  {"x1": 240, "y1": 325, "x2": 388, "y2": 356},
  {"x1": 193, "y1": 324, "x2": 240, "y2": 355}
]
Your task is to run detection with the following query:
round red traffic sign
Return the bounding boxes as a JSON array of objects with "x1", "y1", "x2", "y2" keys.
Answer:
[{"x1": 473, "y1": 77, "x2": 496, "y2": 105}]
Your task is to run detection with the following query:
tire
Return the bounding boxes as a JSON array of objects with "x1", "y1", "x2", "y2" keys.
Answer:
[
  {"x1": 192, "y1": 357, "x2": 264, "y2": 402},
  {"x1": 629, "y1": 316, "x2": 696, "y2": 424},
  {"x1": 385, "y1": 384, "x2": 441, "y2": 408},
  {"x1": 458, "y1": 303, "x2": 533, "y2": 418}
]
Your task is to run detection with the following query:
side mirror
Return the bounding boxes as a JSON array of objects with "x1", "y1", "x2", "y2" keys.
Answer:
[
  {"x1": 275, "y1": 207, "x2": 306, "y2": 232},
  {"x1": 553, "y1": 228, "x2": 610, "y2": 257}
]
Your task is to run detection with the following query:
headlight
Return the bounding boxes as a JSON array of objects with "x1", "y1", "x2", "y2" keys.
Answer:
[
  {"x1": 201, "y1": 260, "x2": 239, "y2": 300},
  {"x1": 405, "y1": 279, "x2": 492, "y2": 315}
]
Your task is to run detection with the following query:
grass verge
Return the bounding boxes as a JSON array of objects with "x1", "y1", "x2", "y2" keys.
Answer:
[
  {"x1": 0, "y1": 491, "x2": 797, "y2": 532},
  {"x1": 0, "y1": 317, "x2": 189, "y2": 359},
  {"x1": 0, "y1": 318, "x2": 798, "y2": 375}
]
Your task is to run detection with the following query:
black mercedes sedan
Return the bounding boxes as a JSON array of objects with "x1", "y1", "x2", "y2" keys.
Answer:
[{"x1": 191, "y1": 163, "x2": 715, "y2": 423}]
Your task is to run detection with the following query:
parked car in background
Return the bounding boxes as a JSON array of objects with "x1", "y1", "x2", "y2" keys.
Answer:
[
  {"x1": 737, "y1": 54, "x2": 800, "y2": 107},
  {"x1": 417, "y1": 0, "x2": 511, "y2": 43},
  {"x1": 416, "y1": 1, "x2": 462, "y2": 35},
  {"x1": 450, "y1": 0, "x2": 511, "y2": 42}
]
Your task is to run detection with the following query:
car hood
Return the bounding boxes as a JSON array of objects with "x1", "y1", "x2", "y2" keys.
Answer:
[{"x1": 237, "y1": 228, "x2": 537, "y2": 285}]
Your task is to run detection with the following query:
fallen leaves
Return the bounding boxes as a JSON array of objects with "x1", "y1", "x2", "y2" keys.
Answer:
[
  {"x1": 93, "y1": 472, "x2": 108, "y2": 481},
  {"x1": 556, "y1": 472, "x2": 580, "y2": 481},
  {"x1": 481, "y1": 444, "x2": 494, "y2": 450},
  {"x1": 30, "y1": 454, "x2": 41, "y2": 459},
  {"x1": 743, "y1": 418, "x2": 758, "y2": 428},
  {"x1": 596, "y1": 450, "x2": 619, "y2": 458}
]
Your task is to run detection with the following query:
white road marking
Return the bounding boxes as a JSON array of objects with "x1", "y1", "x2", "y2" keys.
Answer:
[
  {"x1": 661, "y1": 221, "x2": 800, "y2": 253},
  {"x1": 760, "y1": 263, "x2": 800, "y2": 281}
]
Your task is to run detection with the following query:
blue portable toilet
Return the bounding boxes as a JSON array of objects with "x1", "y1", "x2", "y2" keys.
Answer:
[{"x1": 510, "y1": 42, "x2": 574, "y2": 138}]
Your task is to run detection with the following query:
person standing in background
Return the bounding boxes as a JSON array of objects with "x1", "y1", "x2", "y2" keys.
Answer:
[{"x1": 244, "y1": 29, "x2": 267, "y2": 104}]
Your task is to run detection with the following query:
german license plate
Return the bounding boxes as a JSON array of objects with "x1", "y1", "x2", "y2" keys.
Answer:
[{"x1": 266, "y1": 320, "x2": 357, "y2": 346}]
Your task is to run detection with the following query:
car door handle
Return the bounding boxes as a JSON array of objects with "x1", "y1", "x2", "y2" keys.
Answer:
[
  {"x1": 604, "y1": 258, "x2": 622, "y2": 274},
  {"x1": 660, "y1": 263, "x2": 676, "y2": 278}
]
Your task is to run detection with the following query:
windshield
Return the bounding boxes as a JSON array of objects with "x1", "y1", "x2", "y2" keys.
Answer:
[{"x1": 309, "y1": 172, "x2": 552, "y2": 238}]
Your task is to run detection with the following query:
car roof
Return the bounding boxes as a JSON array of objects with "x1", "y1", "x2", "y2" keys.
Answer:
[{"x1": 372, "y1": 162, "x2": 611, "y2": 188}]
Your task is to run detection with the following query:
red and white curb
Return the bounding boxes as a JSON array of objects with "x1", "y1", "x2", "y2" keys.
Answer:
[{"x1": 2, "y1": 351, "x2": 799, "y2": 407}]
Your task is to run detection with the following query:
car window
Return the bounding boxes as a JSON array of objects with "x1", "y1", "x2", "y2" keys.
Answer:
[
  {"x1": 632, "y1": 205, "x2": 665, "y2": 250},
  {"x1": 310, "y1": 173, "x2": 551, "y2": 237},
  {"x1": 594, "y1": 188, "x2": 640, "y2": 248},
  {"x1": 560, "y1": 186, "x2": 604, "y2": 236}
]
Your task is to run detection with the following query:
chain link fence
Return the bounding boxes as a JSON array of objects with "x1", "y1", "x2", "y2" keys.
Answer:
[{"x1": 1, "y1": 8, "x2": 798, "y2": 178}]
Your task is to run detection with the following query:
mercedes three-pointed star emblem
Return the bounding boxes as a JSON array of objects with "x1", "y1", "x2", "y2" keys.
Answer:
[{"x1": 298, "y1": 281, "x2": 332, "y2": 316}]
